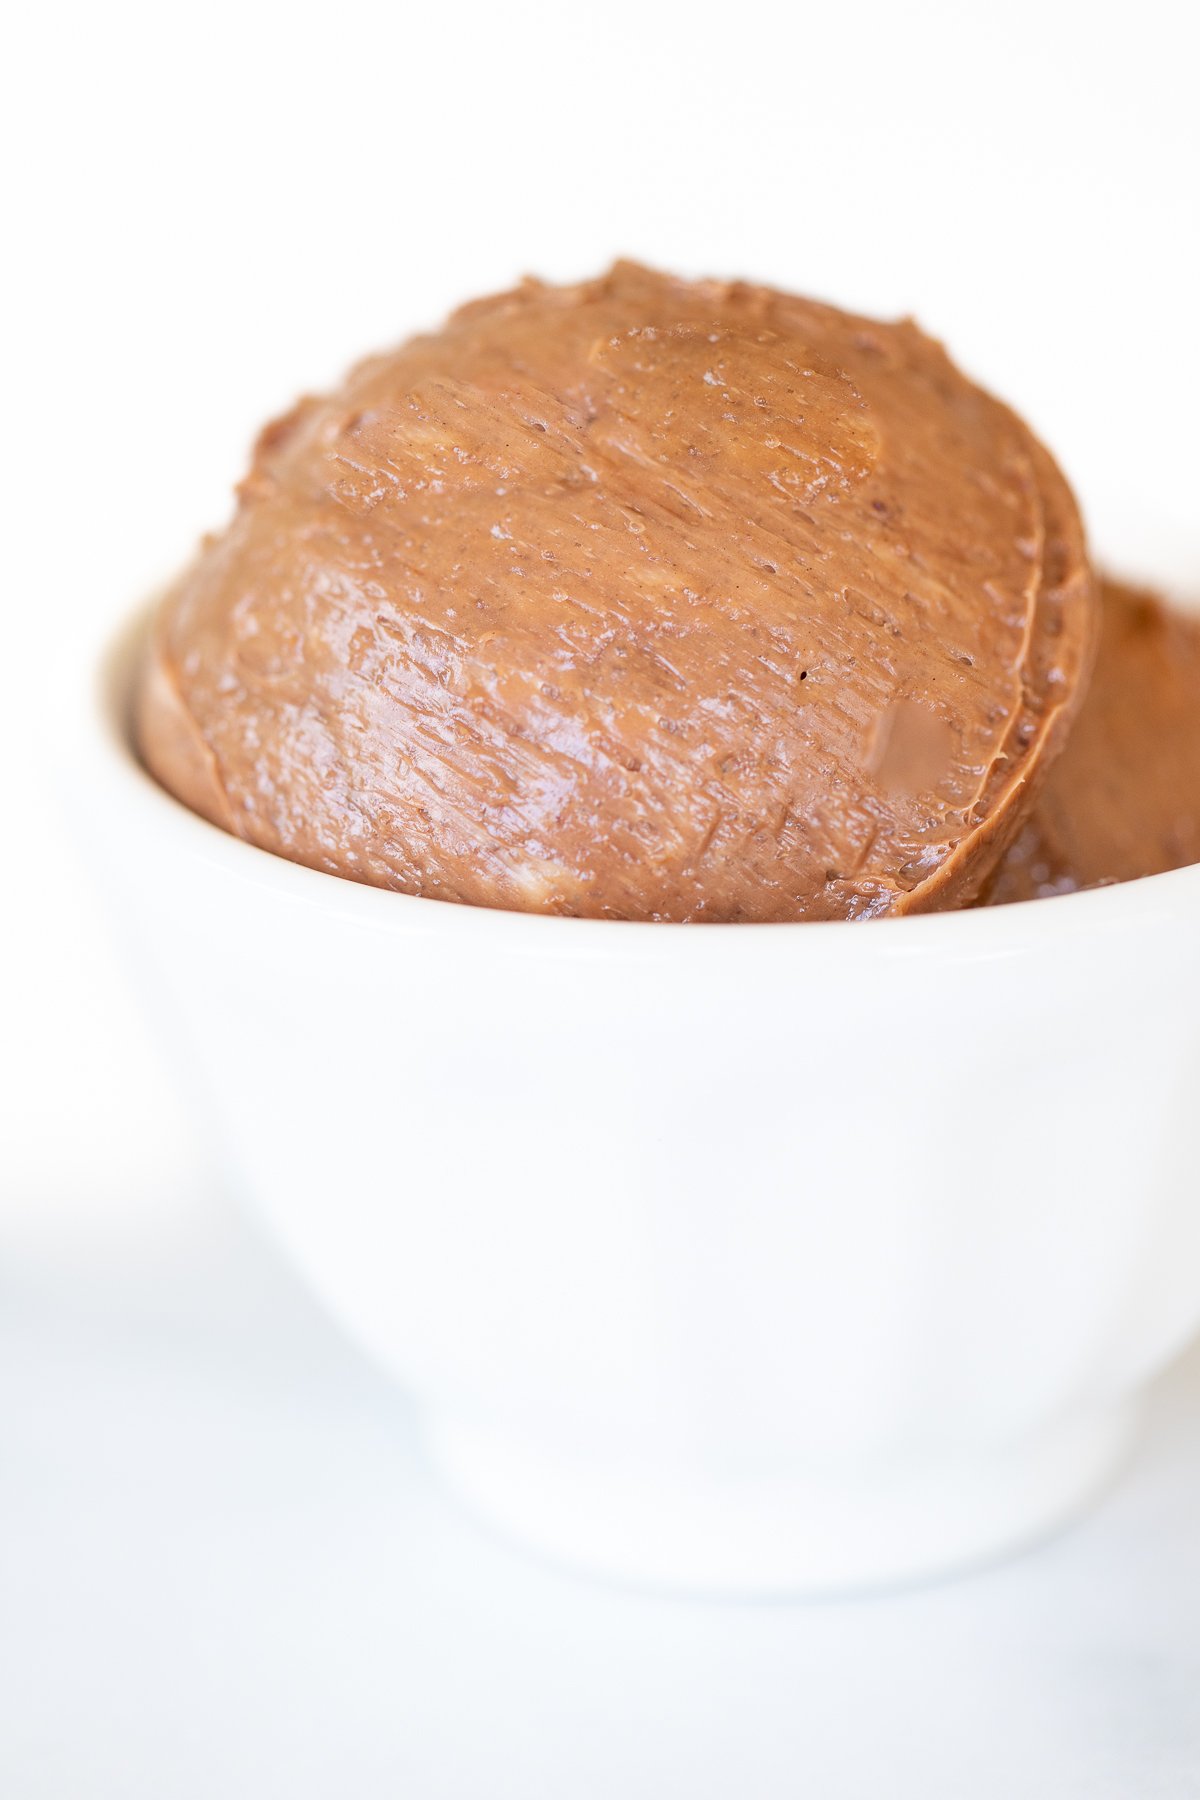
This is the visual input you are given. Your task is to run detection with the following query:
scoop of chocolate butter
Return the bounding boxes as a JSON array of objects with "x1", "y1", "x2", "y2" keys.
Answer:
[{"x1": 136, "y1": 262, "x2": 1096, "y2": 920}]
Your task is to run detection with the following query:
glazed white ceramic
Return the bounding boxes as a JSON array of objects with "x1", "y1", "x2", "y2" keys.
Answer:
[{"x1": 72, "y1": 608, "x2": 1200, "y2": 1595}]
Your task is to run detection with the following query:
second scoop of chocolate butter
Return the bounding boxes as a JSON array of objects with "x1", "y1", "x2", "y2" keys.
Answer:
[
  {"x1": 137, "y1": 262, "x2": 1095, "y2": 920},
  {"x1": 986, "y1": 580, "x2": 1200, "y2": 903}
]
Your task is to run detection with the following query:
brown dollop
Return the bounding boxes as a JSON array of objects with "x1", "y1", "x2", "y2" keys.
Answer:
[
  {"x1": 136, "y1": 262, "x2": 1095, "y2": 921},
  {"x1": 986, "y1": 580, "x2": 1200, "y2": 903}
]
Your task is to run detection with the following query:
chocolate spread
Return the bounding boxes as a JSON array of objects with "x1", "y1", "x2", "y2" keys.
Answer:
[
  {"x1": 136, "y1": 262, "x2": 1095, "y2": 921},
  {"x1": 986, "y1": 580, "x2": 1200, "y2": 903}
]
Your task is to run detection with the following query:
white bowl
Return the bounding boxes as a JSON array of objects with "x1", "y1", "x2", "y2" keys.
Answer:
[{"x1": 72, "y1": 606, "x2": 1200, "y2": 1595}]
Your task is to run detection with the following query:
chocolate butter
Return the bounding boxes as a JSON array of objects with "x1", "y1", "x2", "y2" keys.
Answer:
[
  {"x1": 137, "y1": 262, "x2": 1095, "y2": 921},
  {"x1": 986, "y1": 580, "x2": 1200, "y2": 903}
]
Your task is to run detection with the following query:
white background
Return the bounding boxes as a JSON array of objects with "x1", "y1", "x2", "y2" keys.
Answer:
[{"x1": 3, "y1": 1, "x2": 1200, "y2": 1794}]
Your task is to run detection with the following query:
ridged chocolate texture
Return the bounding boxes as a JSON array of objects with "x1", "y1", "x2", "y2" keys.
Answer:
[{"x1": 137, "y1": 262, "x2": 1095, "y2": 920}]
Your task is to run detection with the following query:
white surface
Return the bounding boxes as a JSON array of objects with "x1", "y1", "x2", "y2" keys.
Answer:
[
  {"x1": 3, "y1": 0, "x2": 1200, "y2": 1784},
  {"x1": 3, "y1": 1197, "x2": 1200, "y2": 1799},
  {"x1": 74, "y1": 616, "x2": 1200, "y2": 1593}
]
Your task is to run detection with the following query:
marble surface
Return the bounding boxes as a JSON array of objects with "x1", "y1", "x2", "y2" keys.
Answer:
[{"x1": 2, "y1": 1184, "x2": 1199, "y2": 1800}]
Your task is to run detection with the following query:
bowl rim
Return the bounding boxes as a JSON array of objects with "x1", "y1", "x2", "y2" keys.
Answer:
[{"x1": 77, "y1": 599, "x2": 1200, "y2": 962}]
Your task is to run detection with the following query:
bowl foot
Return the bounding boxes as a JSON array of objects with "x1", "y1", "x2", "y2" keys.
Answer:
[{"x1": 427, "y1": 1406, "x2": 1134, "y2": 1596}]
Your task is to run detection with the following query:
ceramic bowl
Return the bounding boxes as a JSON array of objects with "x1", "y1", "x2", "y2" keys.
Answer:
[{"x1": 71, "y1": 605, "x2": 1200, "y2": 1594}]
